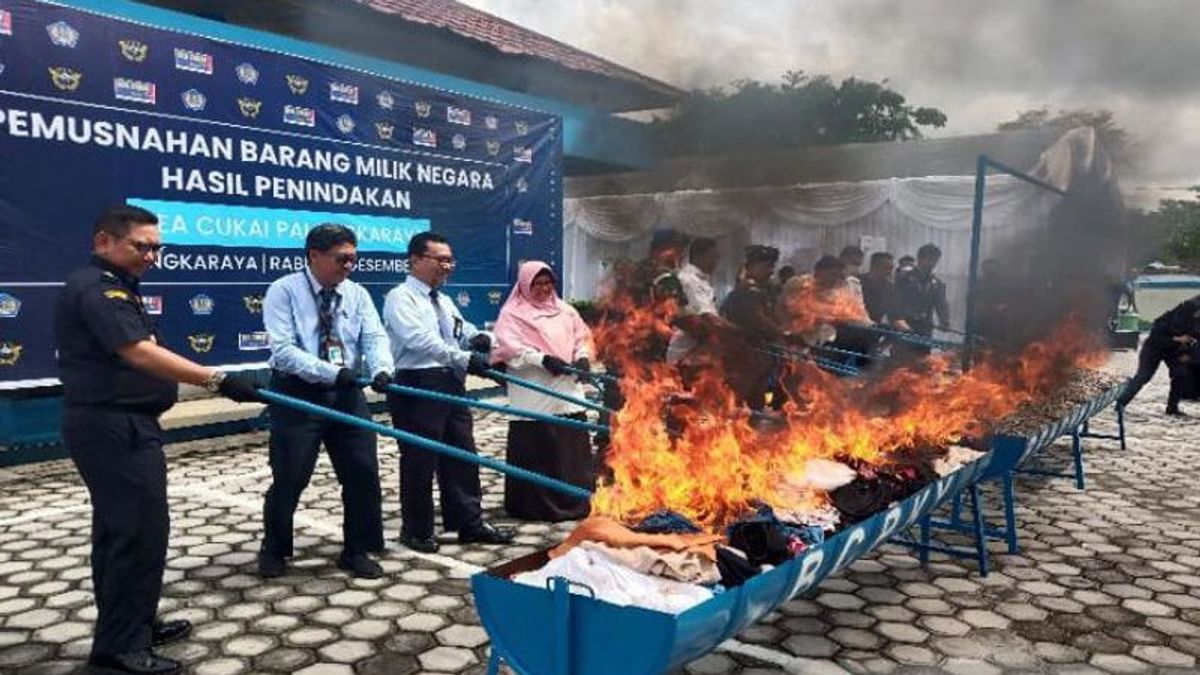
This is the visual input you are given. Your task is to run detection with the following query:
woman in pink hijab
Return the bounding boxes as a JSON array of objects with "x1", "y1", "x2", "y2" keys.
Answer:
[{"x1": 492, "y1": 261, "x2": 594, "y2": 521}]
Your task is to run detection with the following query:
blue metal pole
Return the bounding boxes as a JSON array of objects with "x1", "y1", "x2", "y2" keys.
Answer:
[
  {"x1": 364, "y1": 379, "x2": 609, "y2": 434},
  {"x1": 484, "y1": 369, "x2": 614, "y2": 415},
  {"x1": 258, "y1": 389, "x2": 594, "y2": 500},
  {"x1": 560, "y1": 364, "x2": 619, "y2": 386},
  {"x1": 963, "y1": 154, "x2": 988, "y2": 372},
  {"x1": 851, "y1": 324, "x2": 962, "y2": 351}
]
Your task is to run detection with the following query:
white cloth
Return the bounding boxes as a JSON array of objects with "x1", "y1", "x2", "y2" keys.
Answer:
[
  {"x1": 503, "y1": 346, "x2": 591, "y2": 415},
  {"x1": 666, "y1": 262, "x2": 718, "y2": 363},
  {"x1": 512, "y1": 546, "x2": 713, "y2": 615}
]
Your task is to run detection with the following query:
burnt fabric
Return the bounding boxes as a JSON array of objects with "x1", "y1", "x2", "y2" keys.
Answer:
[
  {"x1": 726, "y1": 505, "x2": 824, "y2": 566},
  {"x1": 716, "y1": 545, "x2": 760, "y2": 587},
  {"x1": 831, "y1": 464, "x2": 935, "y2": 524},
  {"x1": 503, "y1": 416, "x2": 593, "y2": 522},
  {"x1": 633, "y1": 509, "x2": 703, "y2": 535}
]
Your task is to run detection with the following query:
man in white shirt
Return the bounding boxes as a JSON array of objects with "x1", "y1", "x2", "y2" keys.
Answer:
[
  {"x1": 382, "y1": 232, "x2": 514, "y2": 553},
  {"x1": 666, "y1": 237, "x2": 724, "y2": 364}
]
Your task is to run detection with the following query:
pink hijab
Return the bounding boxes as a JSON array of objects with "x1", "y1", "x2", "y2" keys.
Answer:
[{"x1": 492, "y1": 261, "x2": 592, "y2": 364}]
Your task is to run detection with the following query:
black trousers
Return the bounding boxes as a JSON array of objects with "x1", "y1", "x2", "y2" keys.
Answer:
[
  {"x1": 64, "y1": 408, "x2": 168, "y2": 659},
  {"x1": 1119, "y1": 335, "x2": 1182, "y2": 410},
  {"x1": 388, "y1": 368, "x2": 483, "y2": 540},
  {"x1": 262, "y1": 373, "x2": 383, "y2": 557},
  {"x1": 504, "y1": 415, "x2": 593, "y2": 522}
]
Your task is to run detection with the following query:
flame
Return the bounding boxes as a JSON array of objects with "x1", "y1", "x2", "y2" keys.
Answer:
[
  {"x1": 591, "y1": 288, "x2": 1107, "y2": 532},
  {"x1": 779, "y1": 277, "x2": 869, "y2": 334}
]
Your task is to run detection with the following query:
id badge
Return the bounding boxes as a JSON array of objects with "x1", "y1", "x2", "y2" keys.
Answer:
[
  {"x1": 453, "y1": 317, "x2": 464, "y2": 339},
  {"x1": 324, "y1": 338, "x2": 346, "y2": 367}
]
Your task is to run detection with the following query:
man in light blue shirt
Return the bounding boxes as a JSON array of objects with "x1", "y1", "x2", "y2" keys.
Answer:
[
  {"x1": 383, "y1": 231, "x2": 513, "y2": 553},
  {"x1": 259, "y1": 224, "x2": 394, "y2": 579}
]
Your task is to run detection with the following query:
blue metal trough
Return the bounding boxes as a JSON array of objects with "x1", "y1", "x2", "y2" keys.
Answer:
[{"x1": 471, "y1": 453, "x2": 992, "y2": 675}]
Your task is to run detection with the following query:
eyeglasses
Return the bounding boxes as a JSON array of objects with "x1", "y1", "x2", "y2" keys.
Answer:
[
  {"x1": 419, "y1": 254, "x2": 456, "y2": 267},
  {"x1": 125, "y1": 239, "x2": 163, "y2": 255},
  {"x1": 331, "y1": 253, "x2": 358, "y2": 267}
]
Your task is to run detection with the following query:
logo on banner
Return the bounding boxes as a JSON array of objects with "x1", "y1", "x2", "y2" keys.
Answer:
[
  {"x1": 0, "y1": 64, "x2": 5, "y2": 77},
  {"x1": 238, "y1": 332, "x2": 270, "y2": 351},
  {"x1": 514, "y1": 146, "x2": 533, "y2": 163},
  {"x1": 412, "y1": 127, "x2": 436, "y2": 148},
  {"x1": 451, "y1": 133, "x2": 466, "y2": 150},
  {"x1": 187, "y1": 333, "x2": 214, "y2": 354},
  {"x1": 283, "y1": 105, "x2": 315, "y2": 127},
  {"x1": 236, "y1": 62, "x2": 258, "y2": 85},
  {"x1": 237, "y1": 97, "x2": 261, "y2": 119},
  {"x1": 488, "y1": 289, "x2": 503, "y2": 305},
  {"x1": 330, "y1": 82, "x2": 358, "y2": 104},
  {"x1": 515, "y1": 120, "x2": 529, "y2": 135},
  {"x1": 512, "y1": 218, "x2": 534, "y2": 235},
  {"x1": 118, "y1": 39, "x2": 148, "y2": 62},
  {"x1": 484, "y1": 115, "x2": 498, "y2": 130},
  {"x1": 173, "y1": 48, "x2": 213, "y2": 74},
  {"x1": 456, "y1": 291, "x2": 471, "y2": 308},
  {"x1": 447, "y1": 106, "x2": 471, "y2": 125},
  {"x1": 47, "y1": 21, "x2": 79, "y2": 48},
  {"x1": 336, "y1": 114, "x2": 355, "y2": 134},
  {"x1": 516, "y1": 177, "x2": 529, "y2": 193},
  {"x1": 0, "y1": 341, "x2": 22, "y2": 366},
  {"x1": 375, "y1": 121, "x2": 394, "y2": 141},
  {"x1": 0, "y1": 293, "x2": 20, "y2": 318},
  {"x1": 243, "y1": 294, "x2": 265, "y2": 314},
  {"x1": 285, "y1": 74, "x2": 309, "y2": 95},
  {"x1": 189, "y1": 294, "x2": 214, "y2": 315},
  {"x1": 114, "y1": 77, "x2": 156, "y2": 104},
  {"x1": 485, "y1": 140, "x2": 500, "y2": 157},
  {"x1": 377, "y1": 90, "x2": 394, "y2": 110},
  {"x1": 0, "y1": 10, "x2": 11, "y2": 36},
  {"x1": 414, "y1": 100, "x2": 431, "y2": 118},
  {"x1": 49, "y1": 67, "x2": 82, "y2": 91},
  {"x1": 141, "y1": 295, "x2": 163, "y2": 315},
  {"x1": 181, "y1": 88, "x2": 206, "y2": 111}
]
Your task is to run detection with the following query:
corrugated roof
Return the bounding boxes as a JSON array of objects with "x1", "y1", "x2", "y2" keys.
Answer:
[{"x1": 351, "y1": 0, "x2": 681, "y2": 99}]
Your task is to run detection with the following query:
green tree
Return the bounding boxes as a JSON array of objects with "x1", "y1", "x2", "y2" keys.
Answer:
[
  {"x1": 652, "y1": 71, "x2": 947, "y2": 156},
  {"x1": 1158, "y1": 187, "x2": 1200, "y2": 267},
  {"x1": 997, "y1": 107, "x2": 1136, "y2": 169}
]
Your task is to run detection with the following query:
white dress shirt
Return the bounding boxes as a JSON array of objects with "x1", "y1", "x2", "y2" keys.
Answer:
[
  {"x1": 666, "y1": 262, "x2": 718, "y2": 363},
  {"x1": 383, "y1": 276, "x2": 485, "y2": 373}
]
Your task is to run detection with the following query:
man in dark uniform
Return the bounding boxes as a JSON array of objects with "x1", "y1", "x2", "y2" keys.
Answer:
[
  {"x1": 721, "y1": 245, "x2": 785, "y2": 408},
  {"x1": 1116, "y1": 295, "x2": 1200, "y2": 415},
  {"x1": 55, "y1": 205, "x2": 259, "y2": 675},
  {"x1": 259, "y1": 224, "x2": 395, "y2": 579},
  {"x1": 895, "y1": 243, "x2": 950, "y2": 349}
]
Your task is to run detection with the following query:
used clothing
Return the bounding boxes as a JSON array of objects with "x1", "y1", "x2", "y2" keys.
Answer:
[
  {"x1": 264, "y1": 268, "x2": 393, "y2": 385},
  {"x1": 633, "y1": 509, "x2": 703, "y2": 535},
  {"x1": 514, "y1": 546, "x2": 713, "y2": 615},
  {"x1": 726, "y1": 505, "x2": 825, "y2": 566},
  {"x1": 577, "y1": 541, "x2": 721, "y2": 585},
  {"x1": 504, "y1": 416, "x2": 593, "y2": 522},
  {"x1": 551, "y1": 516, "x2": 723, "y2": 562},
  {"x1": 383, "y1": 275, "x2": 487, "y2": 372}
]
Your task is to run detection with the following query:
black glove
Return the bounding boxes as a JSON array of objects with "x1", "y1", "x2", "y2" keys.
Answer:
[
  {"x1": 334, "y1": 368, "x2": 359, "y2": 390},
  {"x1": 542, "y1": 354, "x2": 569, "y2": 376},
  {"x1": 218, "y1": 374, "x2": 261, "y2": 403},
  {"x1": 572, "y1": 357, "x2": 591, "y2": 382},
  {"x1": 467, "y1": 352, "x2": 492, "y2": 377},
  {"x1": 468, "y1": 333, "x2": 492, "y2": 352},
  {"x1": 370, "y1": 371, "x2": 393, "y2": 393}
]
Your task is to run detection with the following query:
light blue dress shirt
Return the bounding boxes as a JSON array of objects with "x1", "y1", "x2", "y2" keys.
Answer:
[
  {"x1": 264, "y1": 268, "x2": 394, "y2": 385},
  {"x1": 383, "y1": 276, "x2": 483, "y2": 372}
]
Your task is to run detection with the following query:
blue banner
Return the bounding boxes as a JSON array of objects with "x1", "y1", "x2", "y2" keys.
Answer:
[{"x1": 0, "y1": 0, "x2": 563, "y2": 385}]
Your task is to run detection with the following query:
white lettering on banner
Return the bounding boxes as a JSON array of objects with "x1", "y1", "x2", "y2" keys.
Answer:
[
  {"x1": 266, "y1": 255, "x2": 307, "y2": 272},
  {"x1": 356, "y1": 257, "x2": 409, "y2": 273},
  {"x1": 355, "y1": 156, "x2": 413, "y2": 181},
  {"x1": 0, "y1": 109, "x2": 235, "y2": 159},
  {"x1": 253, "y1": 175, "x2": 411, "y2": 209},
  {"x1": 239, "y1": 139, "x2": 351, "y2": 173},
  {"x1": 416, "y1": 163, "x2": 494, "y2": 190},
  {"x1": 195, "y1": 216, "x2": 270, "y2": 239},
  {"x1": 162, "y1": 167, "x2": 250, "y2": 196},
  {"x1": 158, "y1": 251, "x2": 259, "y2": 271}
]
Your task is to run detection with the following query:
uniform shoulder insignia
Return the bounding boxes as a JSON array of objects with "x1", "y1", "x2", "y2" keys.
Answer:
[{"x1": 103, "y1": 288, "x2": 131, "y2": 301}]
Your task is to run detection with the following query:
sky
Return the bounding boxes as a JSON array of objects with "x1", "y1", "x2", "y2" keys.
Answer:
[{"x1": 461, "y1": 0, "x2": 1200, "y2": 197}]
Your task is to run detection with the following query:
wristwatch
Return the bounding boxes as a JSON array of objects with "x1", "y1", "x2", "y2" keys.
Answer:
[{"x1": 202, "y1": 371, "x2": 227, "y2": 393}]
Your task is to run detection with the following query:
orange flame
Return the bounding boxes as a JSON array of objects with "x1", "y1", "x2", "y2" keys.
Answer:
[{"x1": 591, "y1": 290, "x2": 1107, "y2": 532}]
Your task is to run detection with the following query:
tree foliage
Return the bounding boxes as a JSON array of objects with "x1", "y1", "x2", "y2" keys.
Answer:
[
  {"x1": 1158, "y1": 187, "x2": 1200, "y2": 267},
  {"x1": 651, "y1": 71, "x2": 948, "y2": 156}
]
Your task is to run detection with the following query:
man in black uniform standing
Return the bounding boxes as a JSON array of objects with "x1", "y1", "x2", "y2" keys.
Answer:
[
  {"x1": 55, "y1": 205, "x2": 260, "y2": 675},
  {"x1": 895, "y1": 243, "x2": 950, "y2": 354},
  {"x1": 1116, "y1": 295, "x2": 1200, "y2": 415}
]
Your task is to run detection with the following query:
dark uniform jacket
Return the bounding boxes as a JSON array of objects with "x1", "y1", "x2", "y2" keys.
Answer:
[
  {"x1": 54, "y1": 256, "x2": 177, "y2": 415},
  {"x1": 859, "y1": 274, "x2": 898, "y2": 324},
  {"x1": 896, "y1": 270, "x2": 949, "y2": 335}
]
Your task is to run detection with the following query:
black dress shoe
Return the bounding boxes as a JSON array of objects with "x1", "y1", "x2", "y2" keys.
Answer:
[
  {"x1": 150, "y1": 619, "x2": 191, "y2": 647},
  {"x1": 257, "y1": 552, "x2": 286, "y2": 578},
  {"x1": 337, "y1": 552, "x2": 383, "y2": 579},
  {"x1": 458, "y1": 522, "x2": 515, "y2": 545},
  {"x1": 1166, "y1": 407, "x2": 1188, "y2": 417},
  {"x1": 400, "y1": 533, "x2": 440, "y2": 553},
  {"x1": 88, "y1": 650, "x2": 181, "y2": 674}
]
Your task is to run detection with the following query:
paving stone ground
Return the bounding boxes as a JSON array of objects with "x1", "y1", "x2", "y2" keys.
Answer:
[{"x1": 1, "y1": 350, "x2": 1198, "y2": 674}]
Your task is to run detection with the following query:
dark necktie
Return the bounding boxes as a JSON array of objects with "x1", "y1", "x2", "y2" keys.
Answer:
[
  {"x1": 430, "y1": 288, "x2": 454, "y2": 344},
  {"x1": 318, "y1": 288, "x2": 338, "y2": 360}
]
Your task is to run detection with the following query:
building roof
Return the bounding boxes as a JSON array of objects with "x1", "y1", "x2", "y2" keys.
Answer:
[{"x1": 352, "y1": 0, "x2": 680, "y2": 101}]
